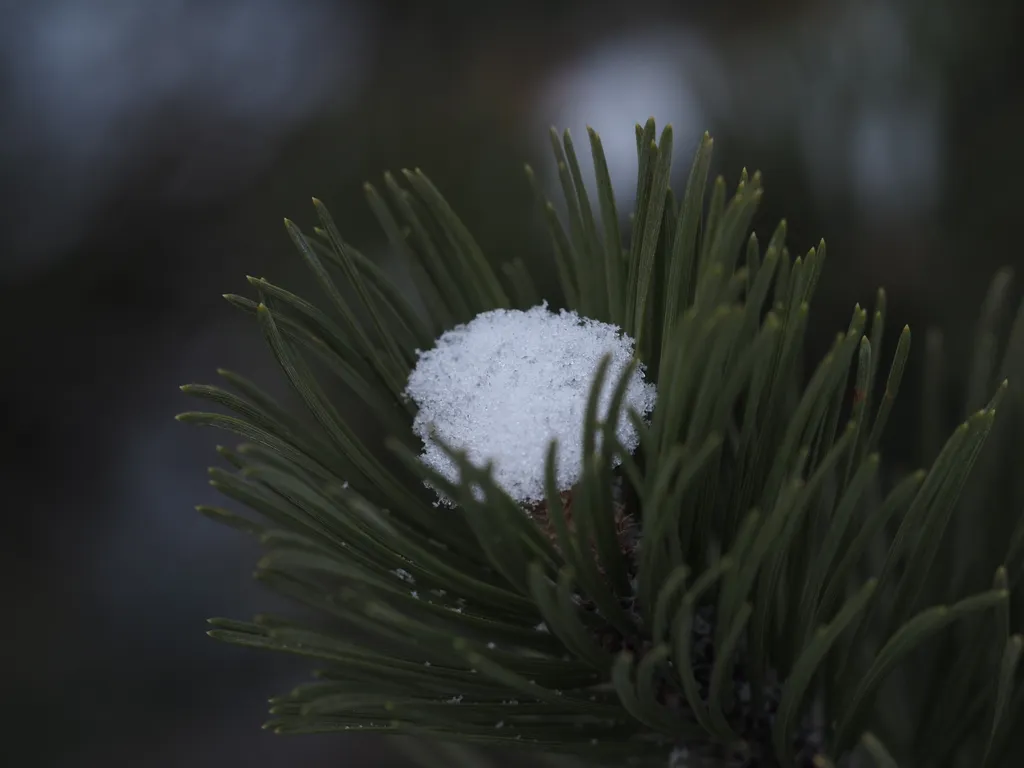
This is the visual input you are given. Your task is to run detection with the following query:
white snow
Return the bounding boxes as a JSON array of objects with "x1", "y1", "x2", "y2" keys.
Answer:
[
  {"x1": 393, "y1": 568, "x2": 415, "y2": 584},
  {"x1": 405, "y1": 303, "x2": 656, "y2": 505}
]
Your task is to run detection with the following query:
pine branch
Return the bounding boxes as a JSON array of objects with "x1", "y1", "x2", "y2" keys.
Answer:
[{"x1": 180, "y1": 121, "x2": 1024, "y2": 768}]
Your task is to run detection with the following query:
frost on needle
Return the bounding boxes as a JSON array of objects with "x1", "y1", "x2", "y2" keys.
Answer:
[{"x1": 405, "y1": 303, "x2": 657, "y2": 504}]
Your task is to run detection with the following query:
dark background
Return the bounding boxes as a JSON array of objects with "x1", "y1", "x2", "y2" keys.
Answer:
[{"x1": 3, "y1": 0, "x2": 1023, "y2": 765}]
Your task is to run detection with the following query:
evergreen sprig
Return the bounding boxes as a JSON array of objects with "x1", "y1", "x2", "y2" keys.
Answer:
[{"x1": 180, "y1": 119, "x2": 1024, "y2": 767}]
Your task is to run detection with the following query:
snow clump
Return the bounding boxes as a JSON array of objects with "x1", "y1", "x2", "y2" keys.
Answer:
[{"x1": 404, "y1": 303, "x2": 657, "y2": 504}]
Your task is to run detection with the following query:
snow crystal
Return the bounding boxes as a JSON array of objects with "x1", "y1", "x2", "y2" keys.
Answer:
[{"x1": 405, "y1": 303, "x2": 657, "y2": 504}]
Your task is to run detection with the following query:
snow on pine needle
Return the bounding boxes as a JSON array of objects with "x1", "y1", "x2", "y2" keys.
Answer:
[{"x1": 404, "y1": 303, "x2": 657, "y2": 504}]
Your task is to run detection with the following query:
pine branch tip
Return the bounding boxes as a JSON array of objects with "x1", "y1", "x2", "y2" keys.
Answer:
[{"x1": 177, "y1": 123, "x2": 1024, "y2": 765}]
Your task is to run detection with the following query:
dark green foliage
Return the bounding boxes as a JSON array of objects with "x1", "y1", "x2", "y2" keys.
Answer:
[{"x1": 180, "y1": 119, "x2": 1024, "y2": 767}]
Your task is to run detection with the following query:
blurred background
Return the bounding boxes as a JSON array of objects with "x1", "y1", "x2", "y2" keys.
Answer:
[{"x1": 3, "y1": 0, "x2": 1023, "y2": 765}]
